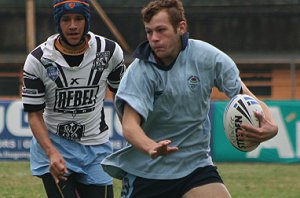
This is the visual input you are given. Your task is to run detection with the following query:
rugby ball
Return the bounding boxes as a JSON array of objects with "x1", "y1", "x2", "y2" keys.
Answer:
[{"x1": 223, "y1": 94, "x2": 262, "y2": 152}]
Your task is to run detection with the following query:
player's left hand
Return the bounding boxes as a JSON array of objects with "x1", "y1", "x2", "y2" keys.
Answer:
[
  {"x1": 149, "y1": 140, "x2": 179, "y2": 159},
  {"x1": 237, "y1": 111, "x2": 278, "y2": 143}
]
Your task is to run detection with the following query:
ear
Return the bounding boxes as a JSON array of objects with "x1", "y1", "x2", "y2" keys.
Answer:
[{"x1": 178, "y1": 21, "x2": 187, "y2": 35}]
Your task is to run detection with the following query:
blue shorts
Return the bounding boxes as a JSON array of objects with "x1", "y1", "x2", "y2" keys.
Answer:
[
  {"x1": 30, "y1": 132, "x2": 113, "y2": 185},
  {"x1": 121, "y1": 165, "x2": 223, "y2": 198}
]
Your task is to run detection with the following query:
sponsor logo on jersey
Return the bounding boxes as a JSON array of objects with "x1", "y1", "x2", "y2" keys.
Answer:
[
  {"x1": 188, "y1": 75, "x2": 200, "y2": 91},
  {"x1": 54, "y1": 85, "x2": 99, "y2": 114},
  {"x1": 70, "y1": 78, "x2": 84, "y2": 85},
  {"x1": 57, "y1": 121, "x2": 85, "y2": 141},
  {"x1": 22, "y1": 88, "x2": 38, "y2": 95},
  {"x1": 22, "y1": 73, "x2": 43, "y2": 96},
  {"x1": 92, "y1": 51, "x2": 110, "y2": 71}
]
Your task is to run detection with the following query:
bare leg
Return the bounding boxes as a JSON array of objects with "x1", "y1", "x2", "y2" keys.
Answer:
[{"x1": 182, "y1": 183, "x2": 231, "y2": 198}]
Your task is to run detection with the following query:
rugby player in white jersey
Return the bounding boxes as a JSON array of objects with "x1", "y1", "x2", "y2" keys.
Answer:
[
  {"x1": 22, "y1": 0, "x2": 125, "y2": 197},
  {"x1": 101, "y1": 0, "x2": 278, "y2": 197}
]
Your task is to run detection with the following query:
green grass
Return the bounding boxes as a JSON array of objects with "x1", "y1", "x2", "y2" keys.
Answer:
[
  {"x1": 0, "y1": 162, "x2": 300, "y2": 198},
  {"x1": 218, "y1": 163, "x2": 300, "y2": 198}
]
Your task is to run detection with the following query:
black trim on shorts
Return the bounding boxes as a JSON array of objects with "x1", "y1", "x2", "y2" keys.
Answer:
[
  {"x1": 181, "y1": 165, "x2": 224, "y2": 195},
  {"x1": 126, "y1": 165, "x2": 223, "y2": 198}
]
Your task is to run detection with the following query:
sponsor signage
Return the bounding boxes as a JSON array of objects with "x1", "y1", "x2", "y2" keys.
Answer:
[
  {"x1": 1, "y1": 99, "x2": 300, "y2": 163},
  {"x1": 212, "y1": 100, "x2": 300, "y2": 163},
  {"x1": 0, "y1": 100, "x2": 126, "y2": 160}
]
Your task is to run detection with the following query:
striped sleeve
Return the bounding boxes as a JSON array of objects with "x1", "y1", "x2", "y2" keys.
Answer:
[
  {"x1": 22, "y1": 48, "x2": 46, "y2": 112},
  {"x1": 107, "y1": 43, "x2": 126, "y2": 93}
]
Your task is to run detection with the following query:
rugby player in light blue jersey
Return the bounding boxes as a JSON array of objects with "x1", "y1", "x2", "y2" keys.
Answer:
[
  {"x1": 102, "y1": 0, "x2": 278, "y2": 198},
  {"x1": 22, "y1": 0, "x2": 125, "y2": 197}
]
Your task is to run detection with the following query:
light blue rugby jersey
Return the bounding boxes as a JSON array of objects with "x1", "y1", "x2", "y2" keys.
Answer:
[{"x1": 102, "y1": 33, "x2": 242, "y2": 180}]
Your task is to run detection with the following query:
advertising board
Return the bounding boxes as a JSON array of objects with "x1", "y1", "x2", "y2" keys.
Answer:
[{"x1": 0, "y1": 100, "x2": 126, "y2": 160}]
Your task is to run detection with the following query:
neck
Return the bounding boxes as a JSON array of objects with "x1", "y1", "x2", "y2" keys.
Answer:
[
  {"x1": 155, "y1": 54, "x2": 177, "y2": 66},
  {"x1": 55, "y1": 35, "x2": 90, "y2": 56},
  {"x1": 155, "y1": 48, "x2": 181, "y2": 66}
]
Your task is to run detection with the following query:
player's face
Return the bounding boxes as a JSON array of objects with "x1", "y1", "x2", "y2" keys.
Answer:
[
  {"x1": 60, "y1": 13, "x2": 85, "y2": 46},
  {"x1": 145, "y1": 10, "x2": 186, "y2": 65}
]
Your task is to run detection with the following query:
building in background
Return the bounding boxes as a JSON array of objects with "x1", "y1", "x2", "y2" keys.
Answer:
[{"x1": 0, "y1": 0, "x2": 300, "y2": 99}]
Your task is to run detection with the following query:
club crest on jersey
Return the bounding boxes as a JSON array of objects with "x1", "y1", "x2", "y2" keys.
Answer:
[
  {"x1": 92, "y1": 51, "x2": 110, "y2": 71},
  {"x1": 41, "y1": 57, "x2": 60, "y2": 81},
  {"x1": 188, "y1": 75, "x2": 200, "y2": 91},
  {"x1": 57, "y1": 121, "x2": 85, "y2": 141},
  {"x1": 46, "y1": 66, "x2": 60, "y2": 81}
]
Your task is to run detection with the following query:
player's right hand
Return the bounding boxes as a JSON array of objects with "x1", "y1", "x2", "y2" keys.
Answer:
[
  {"x1": 49, "y1": 150, "x2": 68, "y2": 183},
  {"x1": 149, "y1": 140, "x2": 179, "y2": 159}
]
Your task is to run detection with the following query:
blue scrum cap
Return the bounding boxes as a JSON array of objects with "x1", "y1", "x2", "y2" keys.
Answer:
[{"x1": 53, "y1": 0, "x2": 90, "y2": 36}]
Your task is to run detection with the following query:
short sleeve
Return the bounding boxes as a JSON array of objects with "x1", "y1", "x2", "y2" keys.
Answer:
[
  {"x1": 107, "y1": 43, "x2": 126, "y2": 93},
  {"x1": 114, "y1": 60, "x2": 155, "y2": 121},
  {"x1": 214, "y1": 52, "x2": 242, "y2": 98},
  {"x1": 22, "y1": 53, "x2": 46, "y2": 112}
]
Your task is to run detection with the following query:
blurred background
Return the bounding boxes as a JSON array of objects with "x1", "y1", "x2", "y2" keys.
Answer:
[
  {"x1": 1, "y1": 0, "x2": 300, "y2": 100},
  {"x1": 0, "y1": 0, "x2": 300, "y2": 99},
  {"x1": 0, "y1": 0, "x2": 300, "y2": 163}
]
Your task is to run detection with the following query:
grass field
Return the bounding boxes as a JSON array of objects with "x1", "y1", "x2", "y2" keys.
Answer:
[{"x1": 0, "y1": 161, "x2": 299, "y2": 198}]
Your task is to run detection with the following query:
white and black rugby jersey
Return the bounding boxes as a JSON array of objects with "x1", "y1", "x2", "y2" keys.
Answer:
[{"x1": 22, "y1": 32, "x2": 126, "y2": 145}]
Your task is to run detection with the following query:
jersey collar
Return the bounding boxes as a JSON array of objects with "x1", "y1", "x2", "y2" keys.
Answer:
[{"x1": 133, "y1": 32, "x2": 189, "y2": 69}]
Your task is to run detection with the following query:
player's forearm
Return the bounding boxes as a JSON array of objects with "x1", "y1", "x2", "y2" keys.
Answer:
[
  {"x1": 123, "y1": 123, "x2": 158, "y2": 155},
  {"x1": 28, "y1": 111, "x2": 58, "y2": 157},
  {"x1": 241, "y1": 82, "x2": 277, "y2": 125},
  {"x1": 258, "y1": 101, "x2": 277, "y2": 125},
  {"x1": 122, "y1": 103, "x2": 158, "y2": 155}
]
